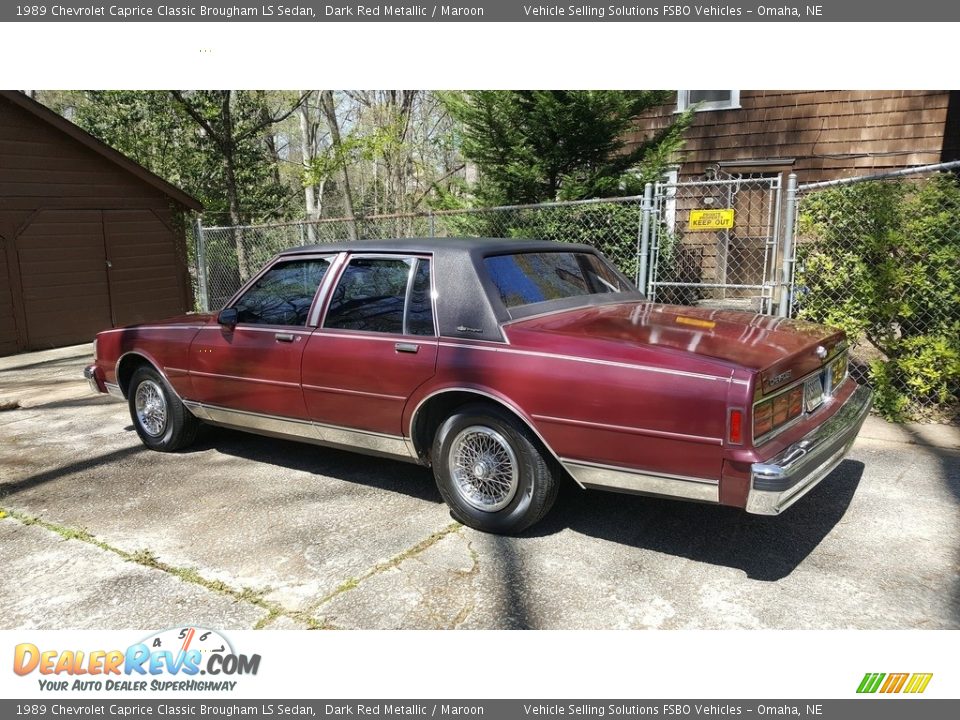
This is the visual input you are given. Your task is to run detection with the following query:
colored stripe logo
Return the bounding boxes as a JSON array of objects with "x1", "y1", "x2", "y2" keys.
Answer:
[{"x1": 857, "y1": 673, "x2": 933, "y2": 694}]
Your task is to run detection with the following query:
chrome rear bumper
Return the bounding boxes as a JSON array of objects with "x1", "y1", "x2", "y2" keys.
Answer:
[{"x1": 746, "y1": 383, "x2": 872, "y2": 515}]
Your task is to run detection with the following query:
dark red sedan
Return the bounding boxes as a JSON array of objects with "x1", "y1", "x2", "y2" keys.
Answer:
[{"x1": 85, "y1": 238, "x2": 872, "y2": 533}]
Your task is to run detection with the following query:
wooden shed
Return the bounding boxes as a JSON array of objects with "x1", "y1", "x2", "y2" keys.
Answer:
[{"x1": 0, "y1": 91, "x2": 202, "y2": 356}]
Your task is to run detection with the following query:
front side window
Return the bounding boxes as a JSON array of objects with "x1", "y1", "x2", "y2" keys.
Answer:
[
  {"x1": 234, "y1": 258, "x2": 331, "y2": 326},
  {"x1": 325, "y1": 256, "x2": 435, "y2": 335},
  {"x1": 485, "y1": 252, "x2": 631, "y2": 309}
]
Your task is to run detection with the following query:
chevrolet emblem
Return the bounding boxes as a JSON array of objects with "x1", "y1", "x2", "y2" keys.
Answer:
[{"x1": 770, "y1": 370, "x2": 793, "y2": 386}]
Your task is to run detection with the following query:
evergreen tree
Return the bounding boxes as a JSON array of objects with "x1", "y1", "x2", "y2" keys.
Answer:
[{"x1": 445, "y1": 90, "x2": 692, "y2": 205}]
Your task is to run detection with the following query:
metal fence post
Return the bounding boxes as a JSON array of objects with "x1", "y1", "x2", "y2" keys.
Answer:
[
  {"x1": 428, "y1": 211, "x2": 435, "y2": 237},
  {"x1": 194, "y1": 216, "x2": 209, "y2": 312},
  {"x1": 637, "y1": 182, "x2": 654, "y2": 291},
  {"x1": 778, "y1": 173, "x2": 798, "y2": 317}
]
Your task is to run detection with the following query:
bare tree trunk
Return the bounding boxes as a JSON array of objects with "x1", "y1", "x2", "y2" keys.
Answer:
[
  {"x1": 219, "y1": 91, "x2": 250, "y2": 278},
  {"x1": 320, "y1": 90, "x2": 358, "y2": 241},
  {"x1": 298, "y1": 92, "x2": 319, "y2": 243}
]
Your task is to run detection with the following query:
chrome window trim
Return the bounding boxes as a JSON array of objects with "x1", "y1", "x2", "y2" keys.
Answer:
[
  {"x1": 312, "y1": 330, "x2": 432, "y2": 343},
  {"x1": 306, "y1": 252, "x2": 348, "y2": 327},
  {"x1": 225, "y1": 252, "x2": 337, "y2": 324},
  {"x1": 319, "y1": 253, "x2": 435, "y2": 336},
  {"x1": 198, "y1": 325, "x2": 314, "y2": 336},
  {"x1": 401, "y1": 258, "x2": 417, "y2": 336}
]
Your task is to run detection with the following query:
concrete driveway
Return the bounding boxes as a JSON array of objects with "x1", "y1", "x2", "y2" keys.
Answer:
[{"x1": 1, "y1": 344, "x2": 958, "y2": 630}]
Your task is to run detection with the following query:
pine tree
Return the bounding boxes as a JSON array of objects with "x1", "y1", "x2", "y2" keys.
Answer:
[{"x1": 445, "y1": 90, "x2": 692, "y2": 205}]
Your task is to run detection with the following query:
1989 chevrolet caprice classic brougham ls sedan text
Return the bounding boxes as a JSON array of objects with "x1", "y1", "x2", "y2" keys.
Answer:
[{"x1": 85, "y1": 238, "x2": 872, "y2": 533}]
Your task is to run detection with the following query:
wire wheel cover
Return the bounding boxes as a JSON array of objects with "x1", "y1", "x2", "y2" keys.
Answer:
[
  {"x1": 449, "y1": 425, "x2": 520, "y2": 512},
  {"x1": 135, "y1": 380, "x2": 168, "y2": 437}
]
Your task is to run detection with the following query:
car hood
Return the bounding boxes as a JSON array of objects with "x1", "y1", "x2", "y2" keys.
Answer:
[
  {"x1": 126, "y1": 312, "x2": 218, "y2": 328},
  {"x1": 505, "y1": 301, "x2": 844, "y2": 376}
]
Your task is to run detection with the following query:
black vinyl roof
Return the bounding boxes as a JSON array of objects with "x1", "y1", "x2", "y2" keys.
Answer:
[{"x1": 278, "y1": 237, "x2": 596, "y2": 257}]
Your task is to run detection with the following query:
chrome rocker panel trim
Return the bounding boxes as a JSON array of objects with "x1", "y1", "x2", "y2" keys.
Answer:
[
  {"x1": 104, "y1": 382, "x2": 124, "y2": 400},
  {"x1": 182, "y1": 401, "x2": 417, "y2": 463},
  {"x1": 746, "y1": 383, "x2": 873, "y2": 515},
  {"x1": 561, "y1": 459, "x2": 720, "y2": 503}
]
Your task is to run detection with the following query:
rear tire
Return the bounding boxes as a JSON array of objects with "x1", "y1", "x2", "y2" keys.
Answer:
[
  {"x1": 128, "y1": 365, "x2": 199, "y2": 452},
  {"x1": 432, "y1": 403, "x2": 558, "y2": 534}
]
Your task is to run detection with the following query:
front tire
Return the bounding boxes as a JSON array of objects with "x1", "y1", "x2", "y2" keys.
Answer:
[
  {"x1": 432, "y1": 403, "x2": 558, "y2": 534},
  {"x1": 128, "y1": 366, "x2": 199, "y2": 452}
]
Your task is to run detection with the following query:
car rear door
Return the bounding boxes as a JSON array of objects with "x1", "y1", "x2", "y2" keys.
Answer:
[
  {"x1": 188, "y1": 255, "x2": 334, "y2": 419},
  {"x1": 301, "y1": 254, "x2": 438, "y2": 437}
]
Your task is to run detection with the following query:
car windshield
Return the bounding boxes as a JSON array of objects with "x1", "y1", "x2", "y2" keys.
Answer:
[{"x1": 484, "y1": 251, "x2": 633, "y2": 309}]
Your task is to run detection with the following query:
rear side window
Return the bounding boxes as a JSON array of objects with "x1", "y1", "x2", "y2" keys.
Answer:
[
  {"x1": 485, "y1": 252, "x2": 630, "y2": 309},
  {"x1": 234, "y1": 258, "x2": 331, "y2": 326},
  {"x1": 325, "y1": 257, "x2": 434, "y2": 335}
]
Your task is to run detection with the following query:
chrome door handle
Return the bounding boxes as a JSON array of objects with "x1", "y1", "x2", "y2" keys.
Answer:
[
  {"x1": 395, "y1": 342, "x2": 419, "y2": 354},
  {"x1": 275, "y1": 333, "x2": 295, "y2": 343}
]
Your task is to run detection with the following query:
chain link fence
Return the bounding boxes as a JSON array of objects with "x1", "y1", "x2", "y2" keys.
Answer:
[
  {"x1": 790, "y1": 162, "x2": 960, "y2": 422},
  {"x1": 648, "y1": 174, "x2": 781, "y2": 313},
  {"x1": 196, "y1": 197, "x2": 646, "y2": 311}
]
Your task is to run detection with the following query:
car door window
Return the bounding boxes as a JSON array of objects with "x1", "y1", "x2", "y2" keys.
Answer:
[
  {"x1": 325, "y1": 256, "x2": 434, "y2": 335},
  {"x1": 234, "y1": 258, "x2": 331, "y2": 326}
]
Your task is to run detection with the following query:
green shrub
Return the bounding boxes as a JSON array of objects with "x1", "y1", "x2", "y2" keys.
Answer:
[{"x1": 795, "y1": 174, "x2": 960, "y2": 421}]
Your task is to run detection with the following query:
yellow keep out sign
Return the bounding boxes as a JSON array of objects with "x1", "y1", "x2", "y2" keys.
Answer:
[{"x1": 689, "y1": 208, "x2": 735, "y2": 231}]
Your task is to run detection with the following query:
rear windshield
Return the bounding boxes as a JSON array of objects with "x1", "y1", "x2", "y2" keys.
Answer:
[{"x1": 484, "y1": 252, "x2": 632, "y2": 309}]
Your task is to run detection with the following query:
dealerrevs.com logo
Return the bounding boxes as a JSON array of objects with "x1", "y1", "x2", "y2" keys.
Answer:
[
  {"x1": 13, "y1": 627, "x2": 260, "y2": 692},
  {"x1": 857, "y1": 673, "x2": 933, "y2": 694}
]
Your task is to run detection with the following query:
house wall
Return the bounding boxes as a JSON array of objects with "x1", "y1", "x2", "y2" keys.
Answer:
[
  {"x1": 0, "y1": 96, "x2": 193, "y2": 354},
  {"x1": 626, "y1": 90, "x2": 954, "y2": 183}
]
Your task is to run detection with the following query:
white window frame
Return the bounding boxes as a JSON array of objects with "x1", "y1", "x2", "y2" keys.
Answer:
[
  {"x1": 676, "y1": 90, "x2": 740, "y2": 113},
  {"x1": 662, "y1": 167, "x2": 679, "y2": 234}
]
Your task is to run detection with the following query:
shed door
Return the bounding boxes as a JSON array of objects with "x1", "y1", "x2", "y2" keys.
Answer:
[
  {"x1": 0, "y1": 235, "x2": 20, "y2": 355},
  {"x1": 104, "y1": 210, "x2": 186, "y2": 327},
  {"x1": 15, "y1": 209, "x2": 112, "y2": 350}
]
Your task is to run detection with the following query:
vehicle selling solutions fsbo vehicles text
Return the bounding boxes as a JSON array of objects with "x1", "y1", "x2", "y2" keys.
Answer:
[{"x1": 521, "y1": 5, "x2": 822, "y2": 17}]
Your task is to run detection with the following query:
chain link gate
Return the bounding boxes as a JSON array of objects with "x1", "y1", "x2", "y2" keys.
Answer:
[{"x1": 645, "y1": 173, "x2": 783, "y2": 314}]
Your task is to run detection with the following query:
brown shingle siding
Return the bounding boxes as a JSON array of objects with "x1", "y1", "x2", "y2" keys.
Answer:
[{"x1": 629, "y1": 90, "x2": 953, "y2": 184}]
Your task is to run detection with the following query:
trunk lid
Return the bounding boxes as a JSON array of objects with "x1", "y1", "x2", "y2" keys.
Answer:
[{"x1": 506, "y1": 301, "x2": 845, "y2": 391}]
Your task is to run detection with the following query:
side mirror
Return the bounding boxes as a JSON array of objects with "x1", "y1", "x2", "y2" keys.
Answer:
[{"x1": 217, "y1": 307, "x2": 238, "y2": 329}]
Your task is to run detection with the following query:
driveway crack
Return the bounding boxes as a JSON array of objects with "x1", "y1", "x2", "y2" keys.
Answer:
[
  {"x1": 0, "y1": 506, "x2": 332, "y2": 630},
  {"x1": 309, "y1": 521, "x2": 462, "y2": 614}
]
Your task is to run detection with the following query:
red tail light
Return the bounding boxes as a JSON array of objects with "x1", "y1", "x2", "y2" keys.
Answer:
[{"x1": 729, "y1": 409, "x2": 743, "y2": 444}]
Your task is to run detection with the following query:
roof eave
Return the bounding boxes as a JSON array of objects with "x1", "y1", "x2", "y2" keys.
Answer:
[{"x1": 0, "y1": 91, "x2": 203, "y2": 212}]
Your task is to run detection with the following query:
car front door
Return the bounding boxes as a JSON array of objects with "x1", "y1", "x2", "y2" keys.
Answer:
[
  {"x1": 189, "y1": 255, "x2": 333, "y2": 419},
  {"x1": 301, "y1": 254, "x2": 438, "y2": 438}
]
